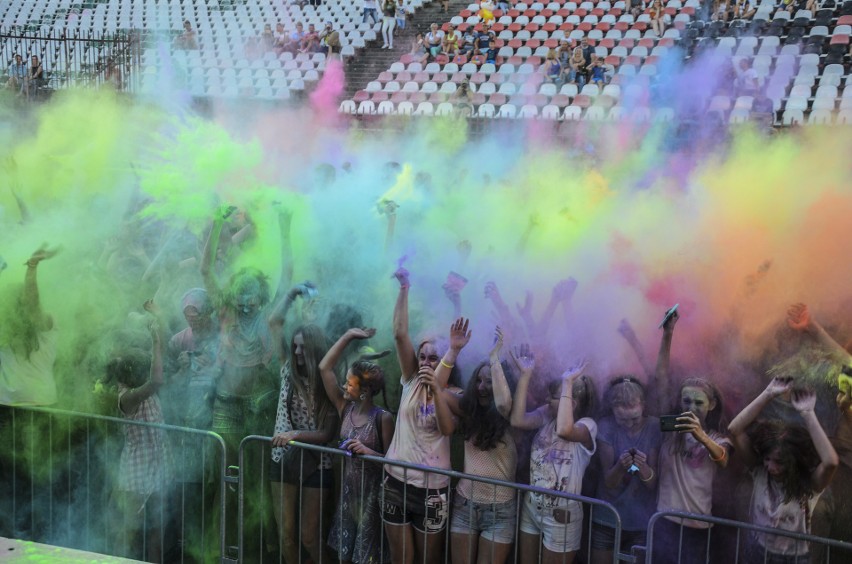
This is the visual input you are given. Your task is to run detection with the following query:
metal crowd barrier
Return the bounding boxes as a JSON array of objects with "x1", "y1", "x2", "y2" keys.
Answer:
[
  {"x1": 0, "y1": 405, "x2": 229, "y2": 563},
  {"x1": 238, "y1": 435, "x2": 627, "y2": 564},
  {"x1": 645, "y1": 511, "x2": 852, "y2": 564}
]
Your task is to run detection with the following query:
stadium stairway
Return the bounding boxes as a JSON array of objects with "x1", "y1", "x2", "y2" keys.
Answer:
[{"x1": 344, "y1": 0, "x2": 472, "y2": 97}]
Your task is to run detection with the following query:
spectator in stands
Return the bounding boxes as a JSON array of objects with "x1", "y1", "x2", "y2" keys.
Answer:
[
  {"x1": 319, "y1": 328, "x2": 393, "y2": 564},
  {"x1": 735, "y1": 58, "x2": 760, "y2": 95},
  {"x1": 732, "y1": 0, "x2": 756, "y2": 19},
  {"x1": 279, "y1": 22, "x2": 305, "y2": 54},
  {"x1": 0, "y1": 245, "x2": 60, "y2": 406},
  {"x1": 26, "y1": 55, "x2": 44, "y2": 99},
  {"x1": 410, "y1": 32, "x2": 430, "y2": 64},
  {"x1": 590, "y1": 376, "x2": 661, "y2": 564},
  {"x1": 712, "y1": 0, "x2": 732, "y2": 22},
  {"x1": 579, "y1": 37, "x2": 594, "y2": 66},
  {"x1": 567, "y1": 47, "x2": 588, "y2": 88},
  {"x1": 261, "y1": 23, "x2": 276, "y2": 52},
  {"x1": 270, "y1": 324, "x2": 337, "y2": 564},
  {"x1": 451, "y1": 79, "x2": 474, "y2": 117},
  {"x1": 319, "y1": 22, "x2": 341, "y2": 56},
  {"x1": 629, "y1": 0, "x2": 648, "y2": 20},
  {"x1": 273, "y1": 22, "x2": 287, "y2": 49},
  {"x1": 175, "y1": 20, "x2": 198, "y2": 50},
  {"x1": 300, "y1": 24, "x2": 320, "y2": 53},
  {"x1": 728, "y1": 379, "x2": 838, "y2": 563},
  {"x1": 426, "y1": 23, "x2": 445, "y2": 57},
  {"x1": 511, "y1": 351, "x2": 597, "y2": 564},
  {"x1": 751, "y1": 90, "x2": 775, "y2": 125},
  {"x1": 363, "y1": 0, "x2": 380, "y2": 24},
  {"x1": 108, "y1": 305, "x2": 171, "y2": 562},
  {"x1": 543, "y1": 49, "x2": 563, "y2": 85},
  {"x1": 396, "y1": 0, "x2": 408, "y2": 34},
  {"x1": 589, "y1": 55, "x2": 606, "y2": 86},
  {"x1": 381, "y1": 268, "x2": 462, "y2": 564},
  {"x1": 497, "y1": 0, "x2": 511, "y2": 11},
  {"x1": 381, "y1": 0, "x2": 397, "y2": 49},
  {"x1": 104, "y1": 57, "x2": 122, "y2": 90},
  {"x1": 459, "y1": 27, "x2": 478, "y2": 56},
  {"x1": 434, "y1": 328, "x2": 517, "y2": 564},
  {"x1": 6, "y1": 54, "x2": 26, "y2": 95},
  {"x1": 472, "y1": 28, "x2": 495, "y2": 64},
  {"x1": 557, "y1": 39, "x2": 572, "y2": 66},
  {"x1": 651, "y1": 310, "x2": 733, "y2": 564},
  {"x1": 650, "y1": 0, "x2": 667, "y2": 37},
  {"x1": 443, "y1": 24, "x2": 460, "y2": 56}
]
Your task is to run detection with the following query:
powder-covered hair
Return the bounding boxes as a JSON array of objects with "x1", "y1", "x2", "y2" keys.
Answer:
[
  {"x1": 104, "y1": 349, "x2": 151, "y2": 389},
  {"x1": 603, "y1": 375, "x2": 646, "y2": 414},
  {"x1": 416, "y1": 337, "x2": 461, "y2": 388},
  {"x1": 679, "y1": 377, "x2": 726, "y2": 432},
  {"x1": 748, "y1": 420, "x2": 821, "y2": 503},
  {"x1": 350, "y1": 360, "x2": 386, "y2": 400},
  {"x1": 549, "y1": 375, "x2": 597, "y2": 420},
  {"x1": 458, "y1": 360, "x2": 515, "y2": 450}
]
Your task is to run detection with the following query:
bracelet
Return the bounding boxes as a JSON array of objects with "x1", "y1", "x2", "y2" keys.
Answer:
[
  {"x1": 440, "y1": 359, "x2": 454, "y2": 369},
  {"x1": 640, "y1": 469, "x2": 655, "y2": 482},
  {"x1": 561, "y1": 395, "x2": 573, "y2": 399},
  {"x1": 709, "y1": 449, "x2": 727, "y2": 462}
]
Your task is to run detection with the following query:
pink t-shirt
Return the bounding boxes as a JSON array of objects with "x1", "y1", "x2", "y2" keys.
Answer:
[
  {"x1": 457, "y1": 431, "x2": 517, "y2": 503},
  {"x1": 749, "y1": 467, "x2": 821, "y2": 556}
]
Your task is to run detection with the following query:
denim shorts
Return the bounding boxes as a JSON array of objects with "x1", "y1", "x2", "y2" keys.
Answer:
[
  {"x1": 590, "y1": 522, "x2": 647, "y2": 551},
  {"x1": 449, "y1": 493, "x2": 517, "y2": 544},
  {"x1": 519, "y1": 492, "x2": 583, "y2": 553}
]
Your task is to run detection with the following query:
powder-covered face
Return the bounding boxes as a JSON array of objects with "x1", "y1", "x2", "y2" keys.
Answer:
[
  {"x1": 476, "y1": 365, "x2": 493, "y2": 406},
  {"x1": 613, "y1": 401, "x2": 644, "y2": 433},
  {"x1": 344, "y1": 374, "x2": 361, "y2": 401},
  {"x1": 681, "y1": 386, "x2": 714, "y2": 426},
  {"x1": 418, "y1": 343, "x2": 440, "y2": 370},
  {"x1": 763, "y1": 447, "x2": 785, "y2": 479}
]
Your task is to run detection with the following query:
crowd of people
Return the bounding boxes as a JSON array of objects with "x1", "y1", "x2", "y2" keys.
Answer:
[{"x1": 2, "y1": 193, "x2": 851, "y2": 564}]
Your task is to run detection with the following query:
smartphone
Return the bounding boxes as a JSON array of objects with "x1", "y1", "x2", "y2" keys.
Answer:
[
  {"x1": 660, "y1": 415, "x2": 680, "y2": 432},
  {"x1": 658, "y1": 303, "x2": 679, "y2": 329}
]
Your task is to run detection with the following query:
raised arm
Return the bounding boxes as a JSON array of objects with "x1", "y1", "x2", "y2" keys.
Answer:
[
  {"x1": 728, "y1": 377, "x2": 792, "y2": 467},
  {"x1": 435, "y1": 317, "x2": 471, "y2": 388},
  {"x1": 791, "y1": 388, "x2": 839, "y2": 492},
  {"x1": 617, "y1": 319, "x2": 654, "y2": 377},
  {"x1": 268, "y1": 282, "x2": 313, "y2": 364},
  {"x1": 319, "y1": 327, "x2": 376, "y2": 414},
  {"x1": 484, "y1": 281, "x2": 522, "y2": 340},
  {"x1": 421, "y1": 365, "x2": 457, "y2": 435},
  {"x1": 654, "y1": 306, "x2": 679, "y2": 415},
  {"x1": 392, "y1": 267, "x2": 417, "y2": 382},
  {"x1": 556, "y1": 363, "x2": 593, "y2": 449},
  {"x1": 509, "y1": 344, "x2": 546, "y2": 430},
  {"x1": 120, "y1": 310, "x2": 165, "y2": 414},
  {"x1": 22, "y1": 245, "x2": 59, "y2": 331},
  {"x1": 538, "y1": 278, "x2": 577, "y2": 340},
  {"x1": 200, "y1": 205, "x2": 236, "y2": 298},
  {"x1": 787, "y1": 303, "x2": 852, "y2": 368},
  {"x1": 489, "y1": 328, "x2": 513, "y2": 418},
  {"x1": 271, "y1": 204, "x2": 295, "y2": 304}
]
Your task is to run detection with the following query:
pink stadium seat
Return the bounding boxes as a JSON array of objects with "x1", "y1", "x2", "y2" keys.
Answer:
[
  {"x1": 830, "y1": 34, "x2": 850, "y2": 45},
  {"x1": 377, "y1": 72, "x2": 393, "y2": 83},
  {"x1": 433, "y1": 72, "x2": 448, "y2": 83},
  {"x1": 353, "y1": 90, "x2": 370, "y2": 102},
  {"x1": 470, "y1": 72, "x2": 487, "y2": 84},
  {"x1": 390, "y1": 91, "x2": 408, "y2": 103},
  {"x1": 413, "y1": 72, "x2": 430, "y2": 83},
  {"x1": 409, "y1": 92, "x2": 427, "y2": 104},
  {"x1": 396, "y1": 71, "x2": 413, "y2": 83},
  {"x1": 551, "y1": 94, "x2": 572, "y2": 107},
  {"x1": 488, "y1": 93, "x2": 508, "y2": 105},
  {"x1": 372, "y1": 91, "x2": 389, "y2": 102},
  {"x1": 573, "y1": 94, "x2": 592, "y2": 108},
  {"x1": 618, "y1": 38, "x2": 635, "y2": 48}
]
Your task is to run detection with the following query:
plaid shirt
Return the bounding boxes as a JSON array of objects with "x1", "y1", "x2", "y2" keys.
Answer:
[{"x1": 117, "y1": 384, "x2": 173, "y2": 496}]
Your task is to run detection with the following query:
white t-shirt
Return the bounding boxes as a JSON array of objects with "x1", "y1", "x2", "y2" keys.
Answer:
[
  {"x1": 0, "y1": 327, "x2": 58, "y2": 406},
  {"x1": 384, "y1": 376, "x2": 456, "y2": 489},
  {"x1": 749, "y1": 467, "x2": 821, "y2": 556},
  {"x1": 657, "y1": 431, "x2": 732, "y2": 528},
  {"x1": 529, "y1": 413, "x2": 597, "y2": 509}
]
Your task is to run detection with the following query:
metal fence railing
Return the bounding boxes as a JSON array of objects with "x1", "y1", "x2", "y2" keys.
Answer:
[
  {"x1": 238, "y1": 435, "x2": 627, "y2": 564},
  {"x1": 1, "y1": 26, "x2": 142, "y2": 97},
  {"x1": 645, "y1": 511, "x2": 852, "y2": 564},
  {"x1": 0, "y1": 405, "x2": 229, "y2": 563}
]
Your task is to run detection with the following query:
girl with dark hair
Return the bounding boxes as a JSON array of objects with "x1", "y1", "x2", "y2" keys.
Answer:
[
  {"x1": 270, "y1": 323, "x2": 338, "y2": 564},
  {"x1": 510, "y1": 346, "x2": 598, "y2": 564},
  {"x1": 651, "y1": 310, "x2": 732, "y2": 564},
  {"x1": 728, "y1": 378, "x2": 839, "y2": 563},
  {"x1": 381, "y1": 267, "x2": 463, "y2": 564},
  {"x1": 430, "y1": 328, "x2": 517, "y2": 564},
  {"x1": 319, "y1": 327, "x2": 394, "y2": 564},
  {"x1": 590, "y1": 374, "x2": 661, "y2": 564}
]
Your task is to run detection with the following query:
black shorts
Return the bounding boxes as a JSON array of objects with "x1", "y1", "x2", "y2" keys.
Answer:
[
  {"x1": 381, "y1": 473, "x2": 449, "y2": 534},
  {"x1": 269, "y1": 458, "x2": 334, "y2": 489}
]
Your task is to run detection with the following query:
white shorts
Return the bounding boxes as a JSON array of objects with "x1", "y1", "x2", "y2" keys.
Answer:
[{"x1": 519, "y1": 492, "x2": 583, "y2": 553}]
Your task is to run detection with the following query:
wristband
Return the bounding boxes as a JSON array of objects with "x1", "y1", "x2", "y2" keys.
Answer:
[
  {"x1": 440, "y1": 359, "x2": 454, "y2": 369},
  {"x1": 640, "y1": 469, "x2": 655, "y2": 482}
]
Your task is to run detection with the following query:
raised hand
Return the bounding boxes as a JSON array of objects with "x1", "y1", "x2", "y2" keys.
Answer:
[
  {"x1": 660, "y1": 306, "x2": 680, "y2": 332},
  {"x1": 791, "y1": 387, "x2": 817, "y2": 413},
  {"x1": 552, "y1": 277, "x2": 578, "y2": 302},
  {"x1": 562, "y1": 359, "x2": 588, "y2": 383},
  {"x1": 216, "y1": 204, "x2": 238, "y2": 222},
  {"x1": 143, "y1": 298, "x2": 160, "y2": 316},
  {"x1": 449, "y1": 317, "x2": 472, "y2": 351},
  {"x1": 516, "y1": 290, "x2": 534, "y2": 320},
  {"x1": 392, "y1": 266, "x2": 410, "y2": 289},
  {"x1": 347, "y1": 327, "x2": 377, "y2": 340},
  {"x1": 457, "y1": 239, "x2": 472, "y2": 262},
  {"x1": 510, "y1": 343, "x2": 535, "y2": 376},
  {"x1": 26, "y1": 244, "x2": 60, "y2": 266},
  {"x1": 765, "y1": 376, "x2": 794, "y2": 398},
  {"x1": 484, "y1": 281, "x2": 504, "y2": 305},
  {"x1": 787, "y1": 303, "x2": 814, "y2": 333},
  {"x1": 675, "y1": 411, "x2": 704, "y2": 438},
  {"x1": 617, "y1": 318, "x2": 637, "y2": 341},
  {"x1": 418, "y1": 365, "x2": 441, "y2": 393},
  {"x1": 489, "y1": 326, "x2": 504, "y2": 362}
]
